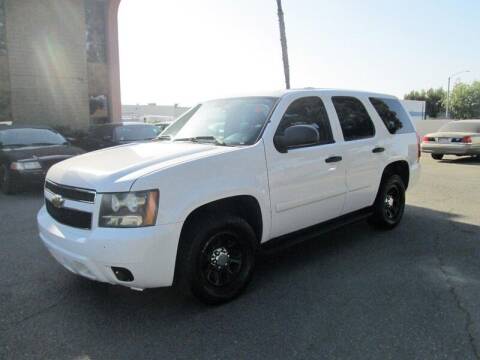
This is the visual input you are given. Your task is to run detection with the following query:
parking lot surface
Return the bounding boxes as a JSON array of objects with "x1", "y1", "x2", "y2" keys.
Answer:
[{"x1": 1, "y1": 156, "x2": 479, "y2": 359}]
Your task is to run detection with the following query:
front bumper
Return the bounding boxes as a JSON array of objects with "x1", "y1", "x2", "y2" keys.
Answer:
[
  {"x1": 421, "y1": 143, "x2": 480, "y2": 155},
  {"x1": 38, "y1": 206, "x2": 182, "y2": 289}
]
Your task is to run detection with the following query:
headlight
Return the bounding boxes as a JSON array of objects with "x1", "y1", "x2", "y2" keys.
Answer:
[
  {"x1": 10, "y1": 161, "x2": 42, "y2": 170},
  {"x1": 99, "y1": 190, "x2": 159, "y2": 228}
]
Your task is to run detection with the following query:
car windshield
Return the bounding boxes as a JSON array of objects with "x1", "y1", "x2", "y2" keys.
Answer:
[
  {"x1": 161, "y1": 97, "x2": 278, "y2": 146},
  {"x1": 438, "y1": 121, "x2": 480, "y2": 133},
  {"x1": 114, "y1": 125, "x2": 161, "y2": 141},
  {"x1": 0, "y1": 128, "x2": 67, "y2": 148}
]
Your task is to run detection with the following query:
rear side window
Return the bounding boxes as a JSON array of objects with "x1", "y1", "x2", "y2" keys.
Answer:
[
  {"x1": 332, "y1": 97, "x2": 375, "y2": 141},
  {"x1": 275, "y1": 96, "x2": 334, "y2": 146},
  {"x1": 370, "y1": 97, "x2": 415, "y2": 134}
]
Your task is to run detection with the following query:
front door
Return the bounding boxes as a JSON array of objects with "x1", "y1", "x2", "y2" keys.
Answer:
[{"x1": 264, "y1": 96, "x2": 347, "y2": 239}]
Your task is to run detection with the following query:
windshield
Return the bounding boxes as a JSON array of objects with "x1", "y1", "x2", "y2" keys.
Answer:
[
  {"x1": 161, "y1": 97, "x2": 278, "y2": 146},
  {"x1": 0, "y1": 128, "x2": 67, "y2": 147},
  {"x1": 114, "y1": 125, "x2": 161, "y2": 141},
  {"x1": 439, "y1": 121, "x2": 480, "y2": 133}
]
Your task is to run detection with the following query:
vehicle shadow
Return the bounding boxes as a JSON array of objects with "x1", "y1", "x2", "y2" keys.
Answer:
[
  {"x1": 439, "y1": 156, "x2": 480, "y2": 166},
  {"x1": 33, "y1": 204, "x2": 480, "y2": 359}
]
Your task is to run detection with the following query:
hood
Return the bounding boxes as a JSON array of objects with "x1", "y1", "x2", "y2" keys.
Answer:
[
  {"x1": 46, "y1": 141, "x2": 237, "y2": 192},
  {"x1": 1, "y1": 144, "x2": 84, "y2": 162}
]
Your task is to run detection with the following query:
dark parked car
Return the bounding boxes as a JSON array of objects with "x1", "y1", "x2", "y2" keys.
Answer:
[
  {"x1": 78, "y1": 122, "x2": 161, "y2": 151},
  {"x1": 0, "y1": 125, "x2": 85, "y2": 194}
]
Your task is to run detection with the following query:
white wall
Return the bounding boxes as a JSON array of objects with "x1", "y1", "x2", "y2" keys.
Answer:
[
  {"x1": 401, "y1": 100, "x2": 425, "y2": 121},
  {"x1": 412, "y1": 119, "x2": 451, "y2": 136}
]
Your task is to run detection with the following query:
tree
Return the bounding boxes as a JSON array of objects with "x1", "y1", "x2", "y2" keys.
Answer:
[
  {"x1": 404, "y1": 88, "x2": 445, "y2": 118},
  {"x1": 447, "y1": 81, "x2": 480, "y2": 119},
  {"x1": 276, "y1": 0, "x2": 290, "y2": 89}
]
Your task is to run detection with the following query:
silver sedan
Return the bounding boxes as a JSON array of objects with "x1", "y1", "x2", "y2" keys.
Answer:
[{"x1": 421, "y1": 120, "x2": 480, "y2": 160}]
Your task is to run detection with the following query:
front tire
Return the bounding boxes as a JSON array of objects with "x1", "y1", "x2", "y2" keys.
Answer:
[
  {"x1": 431, "y1": 153, "x2": 444, "y2": 160},
  {"x1": 369, "y1": 174, "x2": 406, "y2": 230},
  {"x1": 175, "y1": 214, "x2": 257, "y2": 305}
]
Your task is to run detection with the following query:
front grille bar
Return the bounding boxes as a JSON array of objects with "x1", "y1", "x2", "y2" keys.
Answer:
[{"x1": 45, "y1": 181, "x2": 96, "y2": 203}]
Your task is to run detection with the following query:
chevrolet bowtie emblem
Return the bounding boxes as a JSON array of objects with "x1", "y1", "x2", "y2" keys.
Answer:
[{"x1": 51, "y1": 194, "x2": 65, "y2": 208}]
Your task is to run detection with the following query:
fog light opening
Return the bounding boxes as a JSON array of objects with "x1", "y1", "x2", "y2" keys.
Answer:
[{"x1": 111, "y1": 267, "x2": 134, "y2": 282}]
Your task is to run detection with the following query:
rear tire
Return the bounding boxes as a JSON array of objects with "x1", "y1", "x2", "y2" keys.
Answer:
[
  {"x1": 431, "y1": 153, "x2": 444, "y2": 160},
  {"x1": 175, "y1": 213, "x2": 257, "y2": 305},
  {"x1": 369, "y1": 174, "x2": 406, "y2": 230},
  {"x1": 0, "y1": 165, "x2": 16, "y2": 195}
]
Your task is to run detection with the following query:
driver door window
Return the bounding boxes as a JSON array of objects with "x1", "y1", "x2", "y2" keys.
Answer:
[{"x1": 274, "y1": 96, "x2": 334, "y2": 151}]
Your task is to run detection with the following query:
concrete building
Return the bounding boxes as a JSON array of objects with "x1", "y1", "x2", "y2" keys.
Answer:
[{"x1": 0, "y1": 0, "x2": 121, "y2": 130}]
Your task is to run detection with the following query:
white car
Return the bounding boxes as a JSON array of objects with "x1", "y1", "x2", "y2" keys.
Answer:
[{"x1": 38, "y1": 89, "x2": 421, "y2": 304}]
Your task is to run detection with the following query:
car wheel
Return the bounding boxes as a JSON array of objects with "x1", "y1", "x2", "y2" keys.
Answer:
[
  {"x1": 369, "y1": 174, "x2": 406, "y2": 230},
  {"x1": 431, "y1": 154, "x2": 444, "y2": 160},
  {"x1": 176, "y1": 214, "x2": 257, "y2": 305},
  {"x1": 0, "y1": 165, "x2": 16, "y2": 195}
]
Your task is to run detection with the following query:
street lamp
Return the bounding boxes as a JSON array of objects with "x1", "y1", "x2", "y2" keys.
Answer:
[{"x1": 446, "y1": 70, "x2": 470, "y2": 119}]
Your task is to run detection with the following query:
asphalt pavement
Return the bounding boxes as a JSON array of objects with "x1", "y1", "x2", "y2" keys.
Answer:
[{"x1": 1, "y1": 155, "x2": 479, "y2": 359}]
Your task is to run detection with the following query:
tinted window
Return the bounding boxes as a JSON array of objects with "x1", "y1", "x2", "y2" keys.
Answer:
[
  {"x1": 115, "y1": 125, "x2": 160, "y2": 141},
  {"x1": 0, "y1": 128, "x2": 66, "y2": 147},
  {"x1": 275, "y1": 97, "x2": 334, "y2": 147},
  {"x1": 439, "y1": 121, "x2": 480, "y2": 133},
  {"x1": 370, "y1": 97, "x2": 414, "y2": 134},
  {"x1": 332, "y1": 97, "x2": 375, "y2": 141}
]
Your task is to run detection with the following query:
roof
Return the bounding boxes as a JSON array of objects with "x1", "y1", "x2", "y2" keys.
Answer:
[
  {"x1": 206, "y1": 88, "x2": 398, "y2": 101},
  {"x1": 0, "y1": 124, "x2": 55, "y2": 131}
]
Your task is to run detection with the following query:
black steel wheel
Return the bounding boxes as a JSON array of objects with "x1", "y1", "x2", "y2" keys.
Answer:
[
  {"x1": 200, "y1": 231, "x2": 245, "y2": 288},
  {"x1": 369, "y1": 174, "x2": 406, "y2": 229},
  {"x1": 175, "y1": 214, "x2": 256, "y2": 305},
  {"x1": 431, "y1": 153, "x2": 444, "y2": 160}
]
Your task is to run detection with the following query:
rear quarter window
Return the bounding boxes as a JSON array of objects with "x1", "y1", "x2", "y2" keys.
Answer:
[{"x1": 370, "y1": 97, "x2": 415, "y2": 135}]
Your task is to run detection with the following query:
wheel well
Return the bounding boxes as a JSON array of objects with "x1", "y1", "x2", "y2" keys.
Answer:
[
  {"x1": 382, "y1": 160, "x2": 410, "y2": 188},
  {"x1": 181, "y1": 195, "x2": 263, "y2": 243}
]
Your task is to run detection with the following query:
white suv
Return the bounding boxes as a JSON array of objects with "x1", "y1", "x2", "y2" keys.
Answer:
[{"x1": 38, "y1": 89, "x2": 420, "y2": 304}]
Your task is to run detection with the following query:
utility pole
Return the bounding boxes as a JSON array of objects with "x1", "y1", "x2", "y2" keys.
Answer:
[
  {"x1": 276, "y1": 0, "x2": 290, "y2": 89},
  {"x1": 446, "y1": 70, "x2": 470, "y2": 118}
]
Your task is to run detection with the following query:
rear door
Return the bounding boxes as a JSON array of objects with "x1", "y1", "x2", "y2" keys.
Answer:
[
  {"x1": 264, "y1": 95, "x2": 347, "y2": 238},
  {"x1": 330, "y1": 96, "x2": 385, "y2": 214}
]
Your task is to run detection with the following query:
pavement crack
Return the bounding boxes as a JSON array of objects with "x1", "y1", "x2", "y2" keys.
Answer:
[
  {"x1": 0, "y1": 291, "x2": 72, "y2": 332},
  {"x1": 433, "y1": 232, "x2": 480, "y2": 360}
]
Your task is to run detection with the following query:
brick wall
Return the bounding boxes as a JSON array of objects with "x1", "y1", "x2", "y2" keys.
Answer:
[{"x1": 5, "y1": 0, "x2": 90, "y2": 129}]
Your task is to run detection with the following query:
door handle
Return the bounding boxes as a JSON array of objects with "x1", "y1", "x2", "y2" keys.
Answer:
[
  {"x1": 325, "y1": 156, "x2": 342, "y2": 163},
  {"x1": 372, "y1": 147, "x2": 385, "y2": 153}
]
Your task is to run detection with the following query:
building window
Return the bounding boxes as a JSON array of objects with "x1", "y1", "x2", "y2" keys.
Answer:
[{"x1": 85, "y1": 0, "x2": 107, "y2": 63}]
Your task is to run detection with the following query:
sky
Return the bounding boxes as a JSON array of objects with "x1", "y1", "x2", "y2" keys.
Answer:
[{"x1": 118, "y1": 0, "x2": 479, "y2": 106}]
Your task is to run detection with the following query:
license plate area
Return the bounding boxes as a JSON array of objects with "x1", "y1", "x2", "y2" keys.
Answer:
[{"x1": 438, "y1": 138, "x2": 451, "y2": 144}]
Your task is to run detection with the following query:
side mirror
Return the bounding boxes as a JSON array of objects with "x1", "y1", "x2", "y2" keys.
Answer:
[{"x1": 274, "y1": 125, "x2": 319, "y2": 153}]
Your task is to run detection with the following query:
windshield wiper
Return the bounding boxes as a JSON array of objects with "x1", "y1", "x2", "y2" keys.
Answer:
[
  {"x1": 155, "y1": 135, "x2": 172, "y2": 141},
  {"x1": 30, "y1": 142, "x2": 61, "y2": 146},
  {"x1": 174, "y1": 136, "x2": 226, "y2": 146}
]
